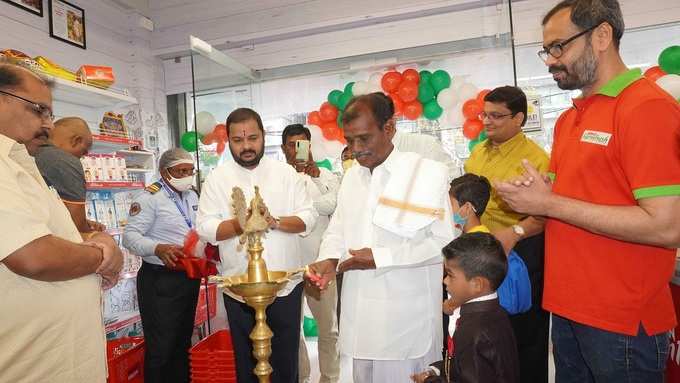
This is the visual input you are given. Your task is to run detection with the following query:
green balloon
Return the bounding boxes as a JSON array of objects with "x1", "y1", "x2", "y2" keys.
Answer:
[
  {"x1": 344, "y1": 82, "x2": 355, "y2": 96},
  {"x1": 338, "y1": 92, "x2": 353, "y2": 111},
  {"x1": 430, "y1": 70, "x2": 452, "y2": 93},
  {"x1": 419, "y1": 70, "x2": 432, "y2": 85},
  {"x1": 181, "y1": 131, "x2": 201, "y2": 152},
  {"x1": 328, "y1": 89, "x2": 343, "y2": 107},
  {"x1": 417, "y1": 82, "x2": 435, "y2": 103},
  {"x1": 337, "y1": 112, "x2": 343, "y2": 128},
  {"x1": 659, "y1": 45, "x2": 680, "y2": 75},
  {"x1": 315, "y1": 159, "x2": 333, "y2": 171},
  {"x1": 468, "y1": 137, "x2": 482, "y2": 152},
  {"x1": 423, "y1": 100, "x2": 443, "y2": 120},
  {"x1": 479, "y1": 130, "x2": 488, "y2": 141}
]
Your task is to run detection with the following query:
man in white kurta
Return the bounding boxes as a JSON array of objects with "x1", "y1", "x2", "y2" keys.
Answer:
[
  {"x1": 196, "y1": 108, "x2": 317, "y2": 383},
  {"x1": 309, "y1": 93, "x2": 454, "y2": 382}
]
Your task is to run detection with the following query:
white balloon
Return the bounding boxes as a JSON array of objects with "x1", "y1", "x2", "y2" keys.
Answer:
[
  {"x1": 458, "y1": 83, "x2": 479, "y2": 102},
  {"x1": 367, "y1": 83, "x2": 384, "y2": 94},
  {"x1": 195, "y1": 111, "x2": 217, "y2": 135},
  {"x1": 451, "y1": 77, "x2": 466, "y2": 92},
  {"x1": 447, "y1": 103, "x2": 465, "y2": 127},
  {"x1": 307, "y1": 124, "x2": 344, "y2": 161},
  {"x1": 369, "y1": 72, "x2": 384, "y2": 86},
  {"x1": 437, "y1": 88, "x2": 459, "y2": 109},
  {"x1": 656, "y1": 74, "x2": 680, "y2": 99},
  {"x1": 352, "y1": 80, "x2": 370, "y2": 96}
]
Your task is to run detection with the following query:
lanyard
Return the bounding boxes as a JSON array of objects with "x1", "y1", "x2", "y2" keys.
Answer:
[{"x1": 159, "y1": 179, "x2": 192, "y2": 228}]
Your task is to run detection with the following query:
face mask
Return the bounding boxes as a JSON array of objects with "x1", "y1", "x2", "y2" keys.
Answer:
[
  {"x1": 167, "y1": 174, "x2": 193, "y2": 192},
  {"x1": 453, "y1": 212, "x2": 467, "y2": 227},
  {"x1": 342, "y1": 159, "x2": 354, "y2": 171}
]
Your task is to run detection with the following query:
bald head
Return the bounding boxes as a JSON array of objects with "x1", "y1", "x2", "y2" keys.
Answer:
[{"x1": 51, "y1": 117, "x2": 92, "y2": 158}]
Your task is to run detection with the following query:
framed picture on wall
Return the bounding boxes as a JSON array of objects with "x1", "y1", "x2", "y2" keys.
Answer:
[
  {"x1": 1, "y1": 0, "x2": 43, "y2": 16},
  {"x1": 48, "y1": 0, "x2": 86, "y2": 49}
]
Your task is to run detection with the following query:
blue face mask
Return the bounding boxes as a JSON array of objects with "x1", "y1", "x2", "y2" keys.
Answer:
[{"x1": 453, "y1": 212, "x2": 467, "y2": 227}]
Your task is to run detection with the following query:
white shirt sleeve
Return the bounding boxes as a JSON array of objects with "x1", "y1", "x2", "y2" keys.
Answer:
[
  {"x1": 195, "y1": 174, "x2": 225, "y2": 244},
  {"x1": 122, "y1": 194, "x2": 160, "y2": 257},
  {"x1": 317, "y1": 184, "x2": 347, "y2": 262},
  {"x1": 291, "y1": 172, "x2": 318, "y2": 237},
  {"x1": 311, "y1": 169, "x2": 339, "y2": 216}
]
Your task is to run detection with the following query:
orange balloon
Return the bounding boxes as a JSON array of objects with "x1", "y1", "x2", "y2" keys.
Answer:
[
  {"x1": 463, "y1": 119, "x2": 484, "y2": 140},
  {"x1": 216, "y1": 141, "x2": 226, "y2": 154},
  {"x1": 321, "y1": 122, "x2": 339, "y2": 140},
  {"x1": 403, "y1": 101, "x2": 423, "y2": 120},
  {"x1": 462, "y1": 99, "x2": 484, "y2": 120},
  {"x1": 201, "y1": 132, "x2": 216, "y2": 145},
  {"x1": 397, "y1": 81, "x2": 418, "y2": 103},
  {"x1": 381, "y1": 71, "x2": 403, "y2": 93},
  {"x1": 402, "y1": 69, "x2": 420, "y2": 84},
  {"x1": 319, "y1": 102, "x2": 339, "y2": 123},
  {"x1": 307, "y1": 111, "x2": 322, "y2": 126},
  {"x1": 389, "y1": 93, "x2": 404, "y2": 116},
  {"x1": 644, "y1": 66, "x2": 667, "y2": 82},
  {"x1": 476, "y1": 89, "x2": 491, "y2": 105},
  {"x1": 213, "y1": 123, "x2": 227, "y2": 141}
]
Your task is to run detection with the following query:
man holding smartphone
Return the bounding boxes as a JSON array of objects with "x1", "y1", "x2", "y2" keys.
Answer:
[{"x1": 282, "y1": 124, "x2": 341, "y2": 383}]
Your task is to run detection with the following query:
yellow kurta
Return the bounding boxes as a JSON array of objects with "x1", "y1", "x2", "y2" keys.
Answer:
[
  {"x1": 0, "y1": 134, "x2": 106, "y2": 383},
  {"x1": 464, "y1": 133, "x2": 549, "y2": 231}
]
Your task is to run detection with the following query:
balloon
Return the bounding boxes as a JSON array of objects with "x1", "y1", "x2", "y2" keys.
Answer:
[
  {"x1": 458, "y1": 83, "x2": 479, "y2": 101},
  {"x1": 367, "y1": 83, "x2": 383, "y2": 94},
  {"x1": 436, "y1": 88, "x2": 458, "y2": 108},
  {"x1": 659, "y1": 46, "x2": 680, "y2": 75},
  {"x1": 181, "y1": 131, "x2": 201, "y2": 152},
  {"x1": 344, "y1": 82, "x2": 355, "y2": 96},
  {"x1": 195, "y1": 111, "x2": 217, "y2": 135},
  {"x1": 478, "y1": 130, "x2": 488, "y2": 141},
  {"x1": 381, "y1": 71, "x2": 402, "y2": 93},
  {"x1": 369, "y1": 72, "x2": 384, "y2": 85},
  {"x1": 397, "y1": 81, "x2": 418, "y2": 102},
  {"x1": 338, "y1": 92, "x2": 353, "y2": 111},
  {"x1": 462, "y1": 119, "x2": 484, "y2": 140},
  {"x1": 656, "y1": 74, "x2": 680, "y2": 99},
  {"x1": 201, "y1": 132, "x2": 216, "y2": 145},
  {"x1": 307, "y1": 111, "x2": 322, "y2": 126},
  {"x1": 417, "y1": 82, "x2": 435, "y2": 103},
  {"x1": 216, "y1": 141, "x2": 226, "y2": 154},
  {"x1": 468, "y1": 137, "x2": 482, "y2": 152},
  {"x1": 316, "y1": 158, "x2": 333, "y2": 171},
  {"x1": 337, "y1": 112, "x2": 344, "y2": 128},
  {"x1": 403, "y1": 101, "x2": 423, "y2": 120},
  {"x1": 321, "y1": 122, "x2": 339, "y2": 140},
  {"x1": 389, "y1": 93, "x2": 404, "y2": 116},
  {"x1": 319, "y1": 102, "x2": 339, "y2": 123},
  {"x1": 352, "y1": 81, "x2": 370, "y2": 96},
  {"x1": 644, "y1": 66, "x2": 667, "y2": 82},
  {"x1": 328, "y1": 89, "x2": 344, "y2": 107},
  {"x1": 213, "y1": 123, "x2": 228, "y2": 141},
  {"x1": 423, "y1": 100, "x2": 444, "y2": 120},
  {"x1": 462, "y1": 99, "x2": 484, "y2": 120},
  {"x1": 402, "y1": 69, "x2": 420, "y2": 84},
  {"x1": 451, "y1": 76, "x2": 466, "y2": 91},
  {"x1": 429, "y1": 70, "x2": 451, "y2": 93},
  {"x1": 419, "y1": 70, "x2": 432, "y2": 85},
  {"x1": 476, "y1": 89, "x2": 491, "y2": 105}
]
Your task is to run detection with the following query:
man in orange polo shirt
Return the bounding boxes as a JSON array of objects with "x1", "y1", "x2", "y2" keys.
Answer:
[{"x1": 496, "y1": 1, "x2": 680, "y2": 382}]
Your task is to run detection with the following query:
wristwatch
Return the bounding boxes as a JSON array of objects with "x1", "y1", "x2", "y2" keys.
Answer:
[{"x1": 512, "y1": 224, "x2": 525, "y2": 238}]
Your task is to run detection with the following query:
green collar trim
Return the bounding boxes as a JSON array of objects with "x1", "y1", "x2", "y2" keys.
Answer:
[{"x1": 597, "y1": 68, "x2": 642, "y2": 97}]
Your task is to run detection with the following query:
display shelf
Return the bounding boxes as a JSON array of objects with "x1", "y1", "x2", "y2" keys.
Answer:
[
  {"x1": 50, "y1": 76, "x2": 137, "y2": 109},
  {"x1": 91, "y1": 135, "x2": 143, "y2": 154},
  {"x1": 116, "y1": 149, "x2": 154, "y2": 157},
  {"x1": 105, "y1": 311, "x2": 141, "y2": 333},
  {"x1": 86, "y1": 181, "x2": 144, "y2": 190},
  {"x1": 126, "y1": 168, "x2": 154, "y2": 174}
]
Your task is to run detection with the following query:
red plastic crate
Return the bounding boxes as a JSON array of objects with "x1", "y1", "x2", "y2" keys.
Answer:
[
  {"x1": 190, "y1": 330, "x2": 237, "y2": 381},
  {"x1": 106, "y1": 337, "x2": 144, "y2": 383},
  {"x1": 194, "y1": 282, "x2": 217, "y2": 326}
]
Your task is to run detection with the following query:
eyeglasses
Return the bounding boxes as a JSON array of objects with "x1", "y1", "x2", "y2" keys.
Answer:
[
  {"x1": 168, "y1": 167, "x2": 196, "y2": 177},
  {"x1": 0, "y1": 90, "x2": 54, "y2": 121},
  {"x1": 479, "y1": 112, "x2": 513, "y2": 121},
  {"x1": 537, "y1": 23, "x2": 601, "y2": 62}
]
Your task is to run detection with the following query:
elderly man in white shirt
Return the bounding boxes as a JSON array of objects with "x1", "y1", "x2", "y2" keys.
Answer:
[
  {"x1": 280, "y1": 123, "x2": 342, "y2": 383},
  {"x1": 308, "y1": 93, "x2": 454, "y2": 383},
  {"x1": 196, "y1": 108, "x2": 318, "y2": 383}
]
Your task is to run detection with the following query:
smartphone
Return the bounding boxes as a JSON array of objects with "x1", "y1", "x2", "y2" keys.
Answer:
[{"x1": 295, "y1": 140, "x2": 310, "y2": 162}]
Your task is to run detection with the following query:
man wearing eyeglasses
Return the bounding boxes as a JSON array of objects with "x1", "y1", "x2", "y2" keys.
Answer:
[
  {"x1": 0, "y1": 63, "x2": 123, "y2": 382},
  {"x1": 495, "y1": 1, "x2": 680, "y2": 382},
  {"x1": 123, "y1": 148, "x2": 201, "y2": 383},
  {"x1": 464, "y1": 85, "x2": 550, "y2": 383}
]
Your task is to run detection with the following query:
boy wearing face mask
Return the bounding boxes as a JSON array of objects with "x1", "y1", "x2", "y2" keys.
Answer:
[{"x1": 123, "y1": 148, "x2": 201, "y2": 383}]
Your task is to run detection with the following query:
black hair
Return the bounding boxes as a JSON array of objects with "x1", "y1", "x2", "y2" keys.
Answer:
[
  {"x1": 0, "y1": 63, "x2": 53, "y2": 91},
  {"x1": 449, "y1": 173, "x2": 491, "y2": 217},
  {"x1": 542, "y1": 0, "x2": 624, "y2": 49},
  {"x1": 281, "y1": 124, "x2": 311, "y2": 145},
  {"x1": 341, "y1": 92, "x2": 394, "y2": 130},
  {"x1": 226, "y1": 108, "x2": 264, "y2": 136},
  {"x1": 484, "y1": 86, "x2": 528, "y2": 127},
  {"x1": 442, "y1": 232, "x2": 507, "y2": 291}
]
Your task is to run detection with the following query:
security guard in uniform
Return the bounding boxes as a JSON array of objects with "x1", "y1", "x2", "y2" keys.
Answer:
[{"x1": 123, "y1": 148, "x2": 200, "y2": 383}]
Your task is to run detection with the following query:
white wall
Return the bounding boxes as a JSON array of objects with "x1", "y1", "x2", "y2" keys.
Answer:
[{"x1": 0, "y1": 0, "x2": 170, "y2": 154}]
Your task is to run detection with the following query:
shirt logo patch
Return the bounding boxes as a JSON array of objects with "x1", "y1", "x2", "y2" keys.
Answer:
[
  {"x1": 129, "y1": 202, "x2": 142, "y2": 216},
  {"x1": 581, "y1": 130, "x2": 612, "y2": 146}
]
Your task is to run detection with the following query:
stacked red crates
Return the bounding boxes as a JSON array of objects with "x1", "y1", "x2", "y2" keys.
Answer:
[
  {"x1": 190, "y1": 330, "x2": 237, "y2": 383},
  {"x1": 106, "y1": 337, "x2": 145, "y2": 383}
]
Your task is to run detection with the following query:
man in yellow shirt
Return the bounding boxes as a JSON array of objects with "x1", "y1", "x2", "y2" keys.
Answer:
[{"x1": 464, "y1": 86, "x2": 550, "y2": 383}]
